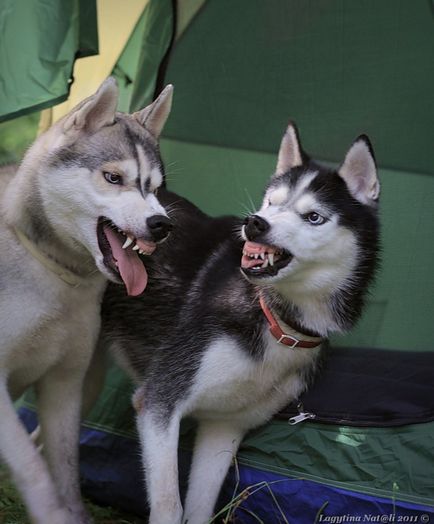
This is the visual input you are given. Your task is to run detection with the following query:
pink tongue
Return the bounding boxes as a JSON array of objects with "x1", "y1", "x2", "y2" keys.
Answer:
[{"x1": 104, "y1": 226, "x2": 148, "y2": 296}]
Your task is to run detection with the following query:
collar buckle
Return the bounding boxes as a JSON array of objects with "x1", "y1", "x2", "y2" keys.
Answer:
[
  {"x1": 277, "y1": 333, "x2": 300, "y2": 348},
  {"x1": 259, "y1": 292, "x2": 322, "y2": 350}
]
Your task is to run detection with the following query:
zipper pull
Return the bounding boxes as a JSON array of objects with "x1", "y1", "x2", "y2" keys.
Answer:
[{"x1": 288, "y1": 403, "x2": 316, "y2": 425}]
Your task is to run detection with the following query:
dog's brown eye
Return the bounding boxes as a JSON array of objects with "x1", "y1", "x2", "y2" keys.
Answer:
[{"x1": 103, "y1": 171, "x2": 122, "y2": 185}]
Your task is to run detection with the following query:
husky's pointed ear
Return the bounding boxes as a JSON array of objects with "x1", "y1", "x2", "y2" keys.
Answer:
[
  {"x1": 338, "y1": 135, "x2": 380, "y2": 205},
  {"x1": 133, "y1": 84, "x2": 173, "y2": 138},
  {"x1": 63, "y1": 77, "x2": 118, "y2": 134},
  {"x1": 275, "y1": 122, "x2": 304, "y2": 176}
]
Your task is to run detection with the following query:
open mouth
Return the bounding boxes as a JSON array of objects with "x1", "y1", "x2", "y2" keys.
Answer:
[
  {"x1": 97, "y1": 217, "x2": 156, "y2": 296},
  {"x1": 241, "y1": 241, "x2": 293, "y2": 278}
]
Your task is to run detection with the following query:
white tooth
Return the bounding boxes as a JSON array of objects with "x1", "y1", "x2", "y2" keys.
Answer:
[
  {"x1": 122, "y1": 236, "x2": 134, "y2": 249},
  {"x1": 269, "y1": 253, "x2": 274, "y2": 266},
  {"x1": 139, "y1": 249, "x2": 144, "y2": 255},
  {"x1": 260, "y1": 253, "x2": 265, "y2": 260},
  {"x1": 261, "y1": 258, "x2": 269, "y2": 268},
  {"x1": 254, "y1": 254, "x2": 259, "y2": 259},
  {"x1": 132, "y1": 244, "x2": 140, "y2": 251}
]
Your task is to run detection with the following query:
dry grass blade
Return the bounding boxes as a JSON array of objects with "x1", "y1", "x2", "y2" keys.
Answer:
[
  {"x1": 313, "y1": 501, "x2": 329, "y2": 524},
  {"x1": 264, "y1": 483, "x2": 289, "y2": 524},
  {"x1": 210, "y1": 477, "x2": 295, "y2": 524}
]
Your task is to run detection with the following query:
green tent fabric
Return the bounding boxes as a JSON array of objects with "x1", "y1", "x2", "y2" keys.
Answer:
[
  {"x1": 160, "y1": 1, "x2": 434, "y2": 176},
  {"x1": 196, "y1": 419, "x2": 434, "y2": 507},
  {"x1": 112, "y1": 0, "x2": 176, "y2": 114},
  {"x1": 0, "y1": 0, "x2": 98, "y2": 122},
  {"x1": 115, "y1": 0, "x2": 434, "y2": 352}
]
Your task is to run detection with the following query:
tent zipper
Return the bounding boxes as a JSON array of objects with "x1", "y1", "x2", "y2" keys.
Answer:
[{"x1": 287, "y1": 403, "x2": 316, "y2": 425}]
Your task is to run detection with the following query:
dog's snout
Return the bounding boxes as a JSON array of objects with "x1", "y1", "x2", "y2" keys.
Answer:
[
  {"x1": 244, "y1": 215, "x2": 270, "y2": 240},
  {"x1": 147, "y1": 214, "x2": 173, "y2": 242}
]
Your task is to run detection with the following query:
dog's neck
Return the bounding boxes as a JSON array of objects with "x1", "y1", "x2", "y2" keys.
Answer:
[
  {"x1": 2, "y1": 164, "x2": 97, "y2": 279},
  {"x1": 260, "y1": 280, "x2": 357, "y2": 338},
  {"x1": 257, "y1": 248, "x2": 375, "y2": 338}
]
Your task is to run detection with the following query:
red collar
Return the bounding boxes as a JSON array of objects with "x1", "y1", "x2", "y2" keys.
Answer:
[{"x1": 259, "y1": 294, "x2": 322, "y2": 349}]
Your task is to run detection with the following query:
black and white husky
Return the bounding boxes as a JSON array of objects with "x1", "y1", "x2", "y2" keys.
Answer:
[{"x1": 101, "y1": 123, "x2": 380, "y2": 524}]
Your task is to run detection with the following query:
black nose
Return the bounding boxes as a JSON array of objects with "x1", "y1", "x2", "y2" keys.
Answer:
[
  {"x1": 146, "y1": 214, "x2": 173, "y2": 242},
  {"x1": 244, "y1": 215, "x2": 270, "y2": 240}
]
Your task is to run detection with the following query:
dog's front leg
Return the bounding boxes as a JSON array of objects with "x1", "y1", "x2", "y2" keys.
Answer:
[
  {"x1": 0, "y1": 377, "x2": 72, "y2": 524},
  {"x1": 35, "y1": 362, "x2": 91, "y2": 524},
  {"x1": 136, "y1": 400, "x2": 183, "y2": 524},
  {"x1": 182, "y1": 420, "x2": 244, "y2": 524}
]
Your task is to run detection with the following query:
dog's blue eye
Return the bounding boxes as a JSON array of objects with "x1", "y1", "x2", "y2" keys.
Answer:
[
  {"x1": 305, "y1": 212, "x2": 326, "y2": 225},
  {"x1": 103, "y1": 171, "x2": 122, "y2": 185}
]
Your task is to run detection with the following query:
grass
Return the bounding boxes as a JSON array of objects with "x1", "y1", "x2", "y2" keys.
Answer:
[{"x1": 0, "y1": 467, "x2": 146, "y2": 524}]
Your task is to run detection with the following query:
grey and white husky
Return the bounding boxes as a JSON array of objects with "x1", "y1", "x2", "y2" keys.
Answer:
[
  {"x1": 0, "y1": 78, "x2": 173, "y2": 523},
  {"x1": 101, "y1": 123, "x2": 380, "y2": 524}
]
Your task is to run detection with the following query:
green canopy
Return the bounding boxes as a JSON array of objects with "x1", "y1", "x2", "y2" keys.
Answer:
[
  {"x1": 118, "y1": 0, "x2": 434, "y2": 352},
  {"x1": 0, "y1": 0, "x2": 98, "y2": 122}
]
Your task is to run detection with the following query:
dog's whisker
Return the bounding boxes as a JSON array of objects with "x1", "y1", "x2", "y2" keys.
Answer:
[{"x1": 243, "y1": 189, "x2": 258, "y2": 214}]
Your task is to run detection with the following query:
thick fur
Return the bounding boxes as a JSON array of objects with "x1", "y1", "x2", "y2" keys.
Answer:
[
  {"x1": 0, "y1": 79, "x2": 173, "y2": 524},
  {"x1": 101, "y1": 124, "x2": 380, "y2": 524}
]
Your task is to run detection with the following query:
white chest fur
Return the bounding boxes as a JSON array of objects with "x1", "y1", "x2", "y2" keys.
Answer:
[{"x1": 187, "y1": 332, "x2": 321, "y2": 428}]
